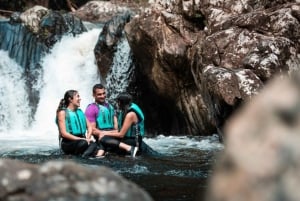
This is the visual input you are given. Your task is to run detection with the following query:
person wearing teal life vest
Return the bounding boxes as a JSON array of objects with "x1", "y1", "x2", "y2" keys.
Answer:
[
  {"x1": 85, "y1": 84, "x2": 136, "y2": 157},
  {"x1": 85, "y1": 84, "x2": 118, "y2": 139},
  {"x1": 56, "y1": 90, "x2": 105, "y2": 158},
  {"x1": 94, "y1": 92, "x2": 144, "y2": 158}
]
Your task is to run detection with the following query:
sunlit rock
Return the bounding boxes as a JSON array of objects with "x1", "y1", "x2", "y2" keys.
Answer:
[
  {"x1": 74, "y1": 1, "x2": 132, "y2": 23},
  {"x1": 19, "y1": 5, "x2": 49, "y2": 33}
]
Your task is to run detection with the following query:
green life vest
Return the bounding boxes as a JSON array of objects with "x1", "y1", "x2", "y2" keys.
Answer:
[
  {"x1": 118, "y1": 103, "x2": 145, "y2": 137},
  {"x1": 95, "y1": 103, "x2": 115, "y2": 130},
  {"x1": 65, "y1": 108, "x2": 87, "y2": 136}
]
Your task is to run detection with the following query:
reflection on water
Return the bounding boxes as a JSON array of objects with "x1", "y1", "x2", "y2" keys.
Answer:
[{"x1": 0, "y1": 134, "x2": 223, "y2": 201}]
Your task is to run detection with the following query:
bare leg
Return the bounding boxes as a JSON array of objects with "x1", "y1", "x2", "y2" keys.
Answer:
[
  {"x1": 119, "y1": 142, "x2": 131, "y2": 152},
  {"x1": 95, "y1": 149, "x2": 105, "y2": 157},
  {"x1": 119, "y1": 142, "x2": 138, "y2": 157}
]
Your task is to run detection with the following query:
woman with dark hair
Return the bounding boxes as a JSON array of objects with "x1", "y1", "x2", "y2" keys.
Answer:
[
  {"x1": 56, "y1": 90, "x2": 105, "y2": 158},
  {"x1": 94, "y1": 92, "x2": 145, "y2": 158}
]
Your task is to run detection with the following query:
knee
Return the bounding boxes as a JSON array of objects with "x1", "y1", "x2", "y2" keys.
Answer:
[
  {"x1": 78, "y1": 140, "x2": 88, "y2": 148},
  {"x1": 100, "y1": 136, "x2": 120, "y2": 148}
]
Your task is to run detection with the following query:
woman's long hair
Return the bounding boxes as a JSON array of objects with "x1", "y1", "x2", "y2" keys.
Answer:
[
  {"x1": 117, "y1": 92, "x2": 133, "y2": 125},
  {"x1": 56, "y1": 90, "x2": 78, "y2": 114}
]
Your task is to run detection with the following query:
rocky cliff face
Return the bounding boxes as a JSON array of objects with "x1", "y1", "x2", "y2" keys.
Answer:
[
  {"x1": 124, "y1": 0, "x2": 300, "y2": 136},
  {"x1": 1, "y1": 0, "x2": 299, "y2": 136}
]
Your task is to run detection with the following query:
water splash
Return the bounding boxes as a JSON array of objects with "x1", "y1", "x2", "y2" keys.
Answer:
[
  {"x1": 0, "y1": 50, "x2": 31, "y2": 131},
  {"x1": 144, "y1": 134, "x2": 224, "y2": 156},
  {"x1": 33, "y1": 29, "x2": 102, "y2": 135}
]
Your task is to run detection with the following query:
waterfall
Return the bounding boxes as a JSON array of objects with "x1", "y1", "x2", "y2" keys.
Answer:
[
  {"x1": 0, "y1": 26, "x2": 136, "y2": 150},
  {"x1": 106, "y1": 37, "x2": 134, "y2": 105},
  {"x1": 32, "y1": 29, "x2": 102, "y2": 136},
  {"x1": 0, "y1": 51, "x2": 31, "y2": 131}
]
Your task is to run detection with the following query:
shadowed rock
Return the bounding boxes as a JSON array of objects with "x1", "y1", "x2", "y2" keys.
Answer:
[
  {"x1": 205, "y1": 72, "x2": 300, "y2": 201},
  {"x1": 124, "y1": 0, "x2": 300, "y2": 135},
  {"x1": 0, "y1": 159, "x2": 153, "y2": 201}
]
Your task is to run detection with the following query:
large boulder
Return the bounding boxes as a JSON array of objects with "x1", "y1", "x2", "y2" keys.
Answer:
[
  {"x1": 124, "y1": 0, "x2": 300, "y2": 135},
  {"x1": 0, "y1": 159, "x2": 153, "y2": 201},
  {"x1": 205, "y1": 72, "x2": 300, "y2": 201},
  {"x1": 74, "y1": 1, "x2": 141, "y2": 23},
  {"x1": 93, "y1": 11, "x2": 132, "y2": 81}
]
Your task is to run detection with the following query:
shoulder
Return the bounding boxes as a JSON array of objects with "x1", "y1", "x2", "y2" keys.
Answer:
[
  {"x1": 126, "y1": 111, "x2": 137, "y2": 120},
  {"x1": 85, "y1": 103, "x2": 98, "y2": 112},
  {"x1": 57, "y1": 110, "x2": 66, "y2": 119},
  {"x1": 86, "y1": 103, "x2": 98, "y2": 109},
  {"x1": 128, "y1": 103, "x2": 139, "y2": 112},
  {"x1": 57, "y1": 108, "x2": 66, "y2": 114}
]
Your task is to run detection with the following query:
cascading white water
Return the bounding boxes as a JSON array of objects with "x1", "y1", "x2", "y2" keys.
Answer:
[
  {"x1": 105, "y1": 37, "x2": 133, "y2": 104},
  {"x1": 0, "y1": 51, "x2": 31, "y2": 132},
  {"x1": 33, "y1": 29, "x2": 102, "y2": 134},
  {"x1": 0, "y1": 29, "x2": 103, "y2": 152}
]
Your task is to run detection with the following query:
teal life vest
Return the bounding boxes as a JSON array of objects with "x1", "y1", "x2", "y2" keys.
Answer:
[
  {"x1": 118, "y1": 103, "x2": 145, "y2": 137},
  {"x1": 95, "y1": 103, "x2": 115, "y2": 130},
  {"x1": 65, "y1": 108, "x2": 87, "y2": 136}
]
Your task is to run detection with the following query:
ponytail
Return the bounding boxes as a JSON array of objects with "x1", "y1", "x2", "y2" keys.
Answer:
[
  {"x1": 56, "y1": 99, "x2": 66, "y2": 114},
  {"x1": 56, "y1": 90, "x2": 78, "y2": 114}
]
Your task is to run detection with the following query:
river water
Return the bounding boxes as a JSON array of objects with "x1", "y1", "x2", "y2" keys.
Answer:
[
  {"x1": 0, "y1": 27, "x2": 224, "y2": 201},
  {"x1": 0, "y1": 132, "x2": 223, "y2": 201}
]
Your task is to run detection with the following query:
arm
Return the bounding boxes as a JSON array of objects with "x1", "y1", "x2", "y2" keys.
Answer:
[
  {"x1": 85, "y1": 117, "x2": 93, "y2": 139},
  {"x1": 89, "y1": 104, "x2": 119, "y2": 135},
  {"x1": 113, "y1": 115, "x2": 118, "y2": 130},
  {"x1": 57, "y1": 110, "x2": 85, "y2": 141},
  {"x1": 98, "y1": 112, "x2": 137, "y2": 138},
  {"x1": 85, "y1": 104, "x2": 99, "y2": 137},
  {"x1": 90, "y1": 115, "x2": 118, "y2": 137}
]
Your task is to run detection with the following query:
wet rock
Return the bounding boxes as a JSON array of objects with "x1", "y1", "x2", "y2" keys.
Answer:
[{"x1": 19, "y1": 5, "x2": 49, "y2": 33}]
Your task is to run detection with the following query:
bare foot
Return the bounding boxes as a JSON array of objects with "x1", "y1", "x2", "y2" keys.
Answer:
[{"x1": 95, "y1": 150, "x2": 105, "y2": 158}]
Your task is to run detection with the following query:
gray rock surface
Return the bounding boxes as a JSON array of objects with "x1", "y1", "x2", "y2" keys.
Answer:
[
  {"x1": 205, "y1": 72, "x2": 300, "y2": 201},
  {"x1": 0, "y1": 159, "x2": 153, "y2": 201}
]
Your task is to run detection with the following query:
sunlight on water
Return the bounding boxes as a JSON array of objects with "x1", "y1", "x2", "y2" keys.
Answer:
[
  {"x1": 117, "y1": 164, "x2": 150, "y2": 175},
  {"x1": 164, "y1": 169, "x2": 210, "y2": 178},
  {"x1": 144, "y1": 134, "x2": 224, "y2": 156},
  {"x1": 0, "y1": 130, "x2": 58, "y2": 154}
]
